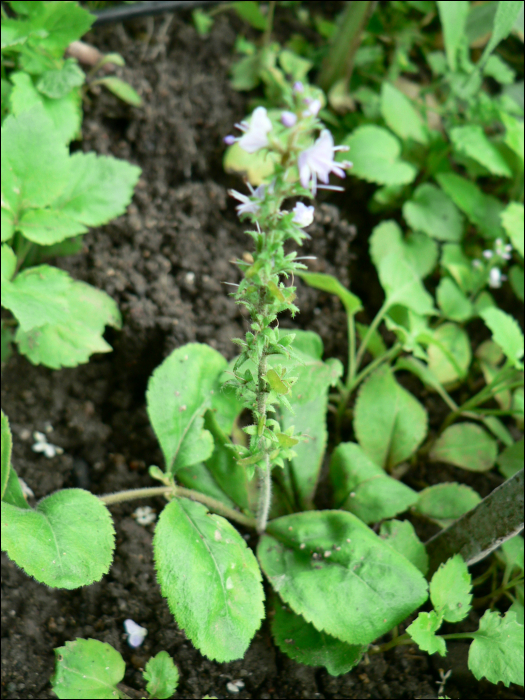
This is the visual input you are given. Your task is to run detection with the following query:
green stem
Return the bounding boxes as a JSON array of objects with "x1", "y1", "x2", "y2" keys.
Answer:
[
  {"x1": 256, "y1": 454, "x2": 272, "y2": 534},
  {"x1": 262, "y1": 0, "x2": 276, "y2": 46},
  {"x1": 347, "y1": 312, "x2": 356, "y2": 388},
  {"x1": 354, "y1": 301, "x2": 389, "y2": 373},
  {"x1": 99, "y1": 485, "x2": 256, "y2": 529}
]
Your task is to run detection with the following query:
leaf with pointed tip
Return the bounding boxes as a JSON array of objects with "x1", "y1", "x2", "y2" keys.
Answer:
[{"x1": 52, "y1": 638, "x2": 124, "y2": 700}]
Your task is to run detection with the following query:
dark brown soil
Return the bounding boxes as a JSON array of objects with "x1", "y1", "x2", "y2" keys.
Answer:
[{"x1": 1, "y1": 7, "x2": 522, "y2": 700}]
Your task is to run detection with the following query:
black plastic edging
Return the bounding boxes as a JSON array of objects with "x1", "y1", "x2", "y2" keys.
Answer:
[{"x1": 91, "y1": 1, "x2": 226, "y2": 26}]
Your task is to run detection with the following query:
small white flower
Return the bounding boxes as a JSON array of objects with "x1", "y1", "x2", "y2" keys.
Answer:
[
  {"x1": 133, "y1": 506, "x2": 156, "y2": 526},
  {"x1": 235, "y1": 106, "x2": 273, "y2": 153},
  {"x1": 281, "y1": 110, "x2": 297, "y2": 127},
  {"x1": 303, "y1": 98, "x2": 321, "y2": 117},
  {"x1": 32, "y1": 431, "x2": 63, "y2": 458},
  {"x1": 293, "y1": 81, "x2": 304, "y2": 93},
  {"x1": 124, "y1": 619, "x2": 148, "y2": 648},
  {"x1": 228, "y1": 183, "x2": 265, "y2": 217},
  {"x1": 495, "y1": 238, "x2": 513, "y2": 260},
  {"x1": 298, "y1": 130, "x2": 351, "y2": 194},
  {"x1": 482, "y1": 249, "x2": 494, "y2": 259},
  {"x1": 472, "y1": 259, "x2": 482, "y2": 268},
  {"x1": 489, "y1": 267, "x2": 506, "y2": 288},
  {"x1": 292, "y1": 202, "x2": 315, "y2": 227}
]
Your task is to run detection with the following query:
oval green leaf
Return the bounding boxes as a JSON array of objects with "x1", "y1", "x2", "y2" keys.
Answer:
[
  {"x1": 153, "y1": 498, "x2": 264, "y2": 662},
  {"x1": 429, "y1": 423, "x2": 498, "y2": 472},
  {"x1": 1, "y1": 488, "x2": 115, "y2": 588},
  {"x1": 258, "y1": 510, "x2": 428, "y2": 646}
]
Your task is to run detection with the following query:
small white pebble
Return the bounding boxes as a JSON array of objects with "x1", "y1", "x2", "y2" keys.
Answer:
[
  {"x1": 299, "y1": 543, "x2": 306, "y2": 549},
  {"x1": 185, "y1": 272, "x2": 195, "y2": 284},
  {"x1": 226, "y1": 679, "x2": 245, "y2": 694}
]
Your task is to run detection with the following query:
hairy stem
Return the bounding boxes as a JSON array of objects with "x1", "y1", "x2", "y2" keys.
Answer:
[{"x1": 99, "y1": 485, "x2": 256, "y2": 529}]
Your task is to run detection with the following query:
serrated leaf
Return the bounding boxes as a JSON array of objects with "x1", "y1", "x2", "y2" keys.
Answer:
[
  {"x1": 18, "y1": 1, "x2": 95, "y2": 57},
  {"x1": 96, "y1": 76, "x2": 142, "y2": 107},
  {"x1": 1, "y1": 488, "x2": 115, "y2": 588},
  {"x1": 437, "y1": 277, "x2": 474, "y2": 321},
  {"x1": 330, "y1": 442, "x2": 418, "y2": 523},
  {"x1": 1, "y1": 104, "x2": 70, "y2": 212},
  {"x1": 478, "y1": 0, "x2": 524, "y2": 69},
  {"x1": 379, "y1": 519, "x2": 428, "y2": 575},
  {"x1": 37, "y1": 58, "x2": 84, "y2": 99},
  {"x1": 406, "y1": 610, "x2": 447, "y2": 656},
  {"x1": 52, "y1": 638, "x2": 124, "y2": 700},
  {"x1": 146, "y1": 344, "x2": 226, "y2": 474},
  {"x1": 436, "y1": 172, "x2": 505, "y2": 240},
  {"x1": 1, "y1": 410, "x2": 12, "y2": 500},
  {"x1": 11, "y1": 273, "x2": 121, "y2": 368},
  {"x1": 143, "y1": 651, "x2": 179, "y2": 699},
  {"x1": 415, "y1": 483, "x2": 482, "y2": 528},
  {"x1": 353, "y1": 366, "x2": 428, "y2": 470},
  {"x1": 501, "y1": 201, "x2": 524, "y2": 258},
  {"x1": 258, "y1": 511, "x2": 428, "y2": 645},
  {"x1": 17, "y1": 208, "x2": 87, "y2": 245},
  {"x1": 9, "y1": 71, "x2": 82, "y2": 145},
  {"x1": 52, "y1": 151, "x2": 141, "y2": 227},
  {"x1": 480, "y1": 307, "x2": 524, "y2": 368},
  {"x1": 380, "y1": 82, "x2": 428, "y2": 144},
  {"x1": 341, "y1": 125, "x2": 417, "y2": 185},
  {"x1": 430, "y1": 555, "x2": 472, "y2": 622},
  {"x1": 468, "y1": 610, "x2": 524, "y2": 687},
  {"x1": 403, "y1": 183, "x2": 463, "y2": 242},
  {"x1": 269, "y1": 594, "x2": 365, "y2": 676},
  {"x1": 427, "y1": 322, "x2": 471, "y2": 385},
  {"x1": 430, "y1": 423, "x2": 497, "y2": 472},
  {"x1": 449, "y1": 125, "x2": 512, "y2": 177},
  {"x1": 437, "y1": 1, "x2": 470, "y2": 71},
  {"x1": 153, "y1": 498, "x2": 264, "y2": 662}
]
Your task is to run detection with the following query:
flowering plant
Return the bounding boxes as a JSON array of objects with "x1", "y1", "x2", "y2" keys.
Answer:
[{"x1": 1, "y1": 77, "x2": 523, "y2": 697}]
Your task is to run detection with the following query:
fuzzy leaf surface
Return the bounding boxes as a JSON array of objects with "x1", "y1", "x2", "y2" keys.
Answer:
[
  {"x1": 468, "y1": 611, "x2": 524, "y2": 687},
  {"x1": 379, "y1": 519, "x2": 428, "y2": 575},
  {"x1": 147, "y1": 344, "x2": 226, "y2": 474},
  {"x1": 330, "y1": 442, "x2": 418, "y2": 523},
  {"x1": 406, "y1": 610, "x2": 446, "y2": 656},
  {"x1": 449, "y1": 125, "x2": 512, "y2": 177},
  {"x1": 269, "y1": 594, "x2": 366, "y2": 676},
  {"x1": 427, "y1": 322, "x2": 471, "y2": 385},
  {"x1": 380, "y1": 82, "x2": 428, "y2": 144},
  {"x1": 143, "y1": 651, "x2": 180, "y2": 699},
  {"x1": 353, "y1": 366, "x2": 428, "y2": 470},
  {"x1": 501, "y1": 201, "x2": 524, "y2": 258},
  {"x1": 1, "y1": 488, "x2": 115, "y2": 589},
  {"x1": 153, "y1": 498, "x2": 264, "y2": 662},
  {"x1": 51, "y1": 638, "x2": 124, "y2": 700},
  {"x1": 258, "y1": 511, "x2": 428, "y2": 645},
  {"x1": 430, "y1": 555, "x2": 472, "y2": 622},
  {"x1": 429, "y1": 423, "x2": 498, "y2": 472}
]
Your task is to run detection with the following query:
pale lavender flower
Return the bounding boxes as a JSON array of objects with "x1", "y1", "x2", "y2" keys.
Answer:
[
  {"x1": 489, "y1": 267, "x2": 507, "y2": 288},
  {"x1": 223, "y1": 135, "x2": 236, "y2": 145},
  {"x1": 495, "y1": 238, "x2": 513, "y2": 260},
  {"x1": 235, "y1": 107, "x2": 272, "y2": 153},
  {"x1": 293, "y1": 81, "x2": 304, "y2": 93},
  {"x1": 292, "y1": 202, "x2": 315, "y2": 227},
  {"x1": 281, "y1": 111, "x2": 297, "y2": 127},
  {"x1": 303, "y1": 98, "x2": 321, "y2": 117},
  {"x1": 298, "y1": 130, "x2": 351, "y2": 194},
  {"x1": 228, "y1": 184, "x2": 265, "y2": 217},
  {"x1": 124, "y1": 619, "x2": 148, "y2": 648}
]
